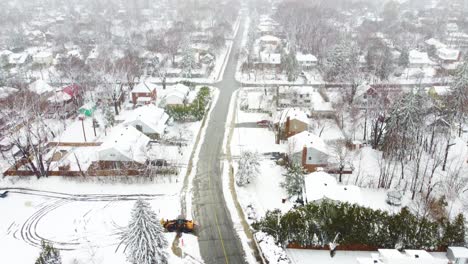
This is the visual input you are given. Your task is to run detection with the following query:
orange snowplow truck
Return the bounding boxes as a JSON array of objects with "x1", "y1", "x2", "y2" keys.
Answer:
[{"x1": 161, "y1": 219, "x2": 196, "y2": 234}]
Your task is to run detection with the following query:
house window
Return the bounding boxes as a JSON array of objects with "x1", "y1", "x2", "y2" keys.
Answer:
[
  {"x1": 136, "y1": 125, "x2": 143, "y2": 132},
  {"x1": 308, "y1": 157, "x2": 311, "y2": 161},
  {"x1": 300, "y1": 95, "x2": 303, "y2": 98}
]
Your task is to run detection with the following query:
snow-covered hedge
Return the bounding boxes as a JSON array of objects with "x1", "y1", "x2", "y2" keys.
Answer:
[
  {"x1": 253, "y1": 200, "x2": 466, "y2": 251},
  {"x1": 255, "y1": 232, "x2": 290, "y2": 264}
]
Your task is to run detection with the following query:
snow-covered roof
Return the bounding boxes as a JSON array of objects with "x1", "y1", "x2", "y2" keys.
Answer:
[
  {"x1": 131, "y1": 81, "x2": 157, "y2": 93},
  {"x1": 447, "y1": 23, "x2": 459, "y2": 32},
  {"x1": 48, "y1": 91, "x2": 72, "y2": 103},
  {"x1": 0, "y1": 86, "x2": 18, "y2": 99},
  {"x1": 171, "y1": 83, "x2": 190, "y2": 95},
  {"x1": 0, "y1": 50, "x2": 13, "y2": 57},
  {"x1": 28, "y1": 79, "x2": 54, "y2": 94},
  {"x1": 357, "y1": 249, "x2": 444, "y2": 264},
  {"x1": 123, "y1": 104, "x2": 169, "y2": 135},
  {"x1": 437, "y1": 47, "x2": 460, "y2": 61},
  {"x1": 379, "y1": 249, "x2": 406, "y2": 260},
  {"x1": 274, "y1": 108, "x2": 309, "y2": 125},
  {"x1": 425, "y1": 38, "x2": 447, "y2": 49},
  {"x1": 260, "y1": 52, "x2": 281, "y2": 64},
  {"x1": 259, "y1": 35, "x2": 281, "y2": 43},
  {"x1": 288, "y1": 131, "x2": 328, "y2": 155},
  {"x1": 404, "y1": 250, "x2": 434, "y2": 259},
  {"x1": 8, "y1": 53, "x2": 29, "y2": 64},
  {"x1": 448, "y1": 247, "x2": 468, "y2": 258},
  {"x1": 99, "y1": 125, "x2": 150, "y2": 164},
  {"x1": 409, "y1": 50, "x2": 434, "y2": 65},
  {"x1": 33, "y1": 51, "x2": 52, "y2": 59},
  {"x1": 296, "y1": 52, "x2": 317, "y2": 63},
  {"x1": 429, "y1": 86, "x2": 451, "y2": 96},
  {"x1": 304, "y1": 171, "x2": 362, "y2": 204}
]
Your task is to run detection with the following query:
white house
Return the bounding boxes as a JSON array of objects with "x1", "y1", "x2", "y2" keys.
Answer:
[
  {"x1": 304, "y1": 171, "x2": 362, "y2": 204},
  {"x1": 123, "y1": 104, "x2": 169, "y2": 139},
  {"x1": 437, "y1": 47, "x2": 460, "y2": 62},
  {"x1": 425, "y1": 38, "x2": 447, "y2": 49},
  {"x1": 296, "y1": 52, "x2": 317, "y2": 69},
  {"x1": 447, "y1": 247, "x2": 468, "y2": 264},
  {"x1": 409, "y1": 50, "x2": 435, "y2": 67},
  {"x1": 287, "y1": 131, "x2": 330, "y2": 172},
  {"x1": 259, "y1": 51, "x2": 281, "y2": 67},
  {"x1": 259, "y1": 35, "x2": 281, "y2": 47},
  {"x1": 161, "y1": 83, "x2": 196, "y2": 107},
  {"x1": 8, "y1": 52, "x2": 30, "y2": 66},
  {"x1": 33, "y1": 51, "x2": 53, "y2": 65},
  {"x1": 246, "y1": 91, "x2": 273, "y2": 111},
  {"x1": 28, "y1": 79, "x2": 54, "y2": 95},
  {"x1": 98, "y1": 125, "x2": 150, "y2": 164}
]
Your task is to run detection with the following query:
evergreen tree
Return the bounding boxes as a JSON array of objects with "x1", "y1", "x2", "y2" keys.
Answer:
[
  {"x1": 282, "y1": 50, "x2": 300, "y2": 82},
  {"x1": 398, "y1": 49, "x2": 409, "y2": 68},
  {"x1": 35, "y1": 240, "x2": 62, "y2": 264},
  {"x1": 377, "y1": 48, "x2": 394, "y2": 80},
  {"x1": 104, "y1": 106, "x2": 115, "y2": 128},
  {"x1": 180, "y1": 40, "x2": 197, "y2": 78},
  {"x1": 119, "y1": 200, "x2": 168, "y2": 264},
  {"x1": 442, "y1": 214, "x2": 466, "y2": 247},
  {"x1": 281, "y1": 164, "x2": 304, "y2": 198},
  {"x1": 236, "y1": 151, "x2": 261, "y2": 186}
]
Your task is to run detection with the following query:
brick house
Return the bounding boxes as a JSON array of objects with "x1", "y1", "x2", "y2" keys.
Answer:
[
  {"x1": 130, "y1": 81, "x2": 157, "y2": 105},
  {"x1": 274, "y1": 108, "x2": 309, "y2": 142},
  {"x1": 288, "y1": 131, "x2": 330, "y2": 172}
]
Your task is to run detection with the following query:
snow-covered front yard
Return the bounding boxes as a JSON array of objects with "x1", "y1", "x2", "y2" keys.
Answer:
[{"x1": 0, "y1": 188, "x2": 200, "y2": 264}]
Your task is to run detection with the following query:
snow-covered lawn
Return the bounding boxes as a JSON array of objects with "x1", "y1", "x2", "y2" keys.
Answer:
[
  {"x1": 230, "y1": 108, "x2": 291, "y2": 217},
  {"x1": 0, "y1": 190, "x2": 200, "y2": 264}
]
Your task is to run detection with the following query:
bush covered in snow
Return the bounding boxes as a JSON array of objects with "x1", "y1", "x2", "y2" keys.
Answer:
[
  {"x1": 236, "y1": 150, "x2": 260, "y2": 186},
  {"x1": 253, "y1": 200, "x2": 466, "y2": 250},
  {"x1": 255, "y1": 232, "x2": 290, "y2": 264}
]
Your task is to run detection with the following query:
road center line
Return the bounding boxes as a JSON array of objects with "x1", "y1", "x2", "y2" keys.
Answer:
[{"x1": 214, "y1": 211, "x2": 230, "y2": 264}]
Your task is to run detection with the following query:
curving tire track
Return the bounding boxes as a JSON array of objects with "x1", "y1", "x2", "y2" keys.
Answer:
[
  {"x1": 5, "y1": 188, "x2": 165, "y2": 251},
  {"x1": 20, "y1": 199, "x2": 78, "y2": 250}
]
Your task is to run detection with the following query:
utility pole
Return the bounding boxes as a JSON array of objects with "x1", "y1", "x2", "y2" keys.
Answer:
[{"x1": 81, "y1": 117, "x2": 87, "y2": 142}]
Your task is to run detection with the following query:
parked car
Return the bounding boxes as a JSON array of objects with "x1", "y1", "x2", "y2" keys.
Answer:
[
  {"x1": 256, "y1": 120, "x2": 271, "y2": 127},
  {"x1": 0, "y1": 191, "x2": 9, "y2": 198}
]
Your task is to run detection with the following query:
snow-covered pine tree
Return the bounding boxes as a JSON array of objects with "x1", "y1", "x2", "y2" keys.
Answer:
[
  {"x1": 35, "y1": 240, "x2": 62, "y2": 264},
  {"x1": 236, "y1": 151, "x2": 261, "y2": 186},
  {"x1": 281, "y1": 163, "x2": 305, "y2": 198},
  {"x1": 398, "y1": 49, "x2": 409, "y2": 68},
  {"x1": 119, "y1": 200, "x2": 168, "y2": 264},
  {"x1": 180, "y1": 40, "x2": 197, "y2": 78},
  {"x1": 104, "y1": 106, "x2": 115, "y2": 128}
]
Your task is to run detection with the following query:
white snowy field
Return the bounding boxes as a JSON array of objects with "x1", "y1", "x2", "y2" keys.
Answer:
[{"x1": 0, "y1": 191, "x2": 201, "y2": 264}]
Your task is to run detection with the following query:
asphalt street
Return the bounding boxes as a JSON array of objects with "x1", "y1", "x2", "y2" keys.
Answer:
[{"x1": 191, "y1": 15, "x2": 248, "y2": 264}]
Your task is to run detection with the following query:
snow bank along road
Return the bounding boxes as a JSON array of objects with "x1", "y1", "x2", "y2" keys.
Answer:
[{"x1": 190, "y1": 15, "x2": 249, "y2": 264}]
